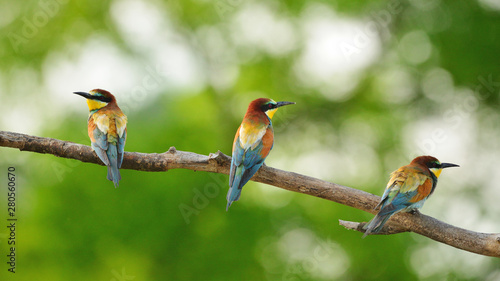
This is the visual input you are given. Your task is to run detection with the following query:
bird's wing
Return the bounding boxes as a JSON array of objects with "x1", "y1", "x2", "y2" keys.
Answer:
[
  {"x1": 93, "y1": 113, "x2": 110, "y2": 135},
  {"x1": 376, "y1": 170, "x2": 404, "y2": 210},
  {"x1": 229, "y1": 125, "x2": 273, "y2": 189},
  {"x1": 231, "y1": 127, "x2": 244, "y2": 166},
  {"x1": 407, "y1": 176, "x2": 434, "y2": 203},
  {"x1": 88, "y1": 118, "x2": 110, "y2": 166},
  {"x1": 398, "y1": 166, "x2": 429, "y2": 193},
  {"x1": 238, "y1": 122, "x2": 268, "y2": 151},
  {"x1": 242, "y1": 127, "x2": 273, "y2": 167},
  {"x1": 377, "y1": 167, "x2": 429, "y2": 209},
  {"x1": 117, "y1": 128, "x2": 127, "y2": 168},
  {"x1": 110, "y1": 111, "x2": 128, "y2": 168},
  {"x1": 115, "y1": 113, "x2": 127, "y2": 138}
]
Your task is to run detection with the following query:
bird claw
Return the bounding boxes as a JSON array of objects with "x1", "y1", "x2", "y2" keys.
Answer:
[{"x1": 409, "y1": 209, "x2": 420, "y2": 215}]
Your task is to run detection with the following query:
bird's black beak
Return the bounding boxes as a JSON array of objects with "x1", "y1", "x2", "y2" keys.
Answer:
[
  {"x1": 73, "y1": 91, "x2": 92, "y2": 99},
  {"x1": 441, "y1": 163, "x2": 460, "y2": 169},
  {"x1": 276, "y1": 101, "x2": 295, "y2": 108}
]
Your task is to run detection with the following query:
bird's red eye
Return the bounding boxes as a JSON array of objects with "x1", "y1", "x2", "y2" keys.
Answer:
[{"x1": 268, "y1": 104, "x2": 273, "y2": 108}]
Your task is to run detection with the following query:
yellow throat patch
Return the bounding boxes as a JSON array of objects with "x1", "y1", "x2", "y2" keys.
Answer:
[
  {"x1": 87, "y1": 99, "x2": 108, "y2": 112},
  {"x1": 265, "y1": 108, "x2": 278, "y2": 119},
  {"x1": 430, "y1": 167, "x2": 443, "y2": 178}
]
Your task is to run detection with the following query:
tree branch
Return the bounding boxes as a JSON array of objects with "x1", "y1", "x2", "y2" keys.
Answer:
[{"x1": 1, "y1": 130, "x2": 499, "y2": 257}]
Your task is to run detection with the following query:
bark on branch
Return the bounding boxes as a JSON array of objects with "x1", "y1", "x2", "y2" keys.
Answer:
[{"x1": 1, "y1": 130, "x2": 499, "y2": 257}]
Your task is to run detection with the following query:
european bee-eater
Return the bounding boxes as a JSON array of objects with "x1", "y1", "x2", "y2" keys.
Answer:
[
  {"x1": 226, "y1": 98, "x2": 295, "y2": 211},
  {"x1": 74, "y1": 89, "x2": 127, "y2": 188},
  {"x1": 363, "y1": 156, "x2": 459, "y2": 237}
]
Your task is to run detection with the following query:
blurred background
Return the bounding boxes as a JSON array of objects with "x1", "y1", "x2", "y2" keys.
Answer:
[{"x1": 1, "y1": 0, "x2": 500, "y2": 280}]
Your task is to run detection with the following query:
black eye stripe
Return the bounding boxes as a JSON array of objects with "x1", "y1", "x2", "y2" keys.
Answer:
[
  {"x1": 427, "y1": 161, "x2": 440, "y2": 168},
  {"x1": 95, "y1": 95, "x2": 112, "y2": 103},
  {"x1": 261, "y1": 102, "x2": 276, "y2": 112}
]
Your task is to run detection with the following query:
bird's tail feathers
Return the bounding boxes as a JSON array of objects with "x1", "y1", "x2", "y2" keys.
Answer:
[
  {"x1": 106, "y1": 144, "x2": 121, "y2": 188},
  {"x1": 226, "y1": 167, "x2": 244, "y2": 211},
  {"x1": 362, "y1": 213, "x2": 392, "y2": 238},
  {"x1": 226, "y1": 186, "x2": 242, "y2": 211}
]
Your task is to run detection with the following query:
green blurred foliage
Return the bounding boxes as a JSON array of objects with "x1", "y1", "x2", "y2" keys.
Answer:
[{"x1": 1, "y1": 0, "x2": 500, "y2": 280}]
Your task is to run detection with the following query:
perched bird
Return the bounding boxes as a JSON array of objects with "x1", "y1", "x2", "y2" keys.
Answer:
[
  {"x1": 227, "y1": 98, "x2": 295, "y2": 210},
  {"x1": 74, "y1": 89, "x2": 127, "y2": 187},
  {"x1": 363, "y1": 156, "x2": 459, "y2": 237}
]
